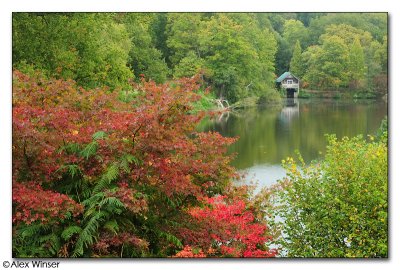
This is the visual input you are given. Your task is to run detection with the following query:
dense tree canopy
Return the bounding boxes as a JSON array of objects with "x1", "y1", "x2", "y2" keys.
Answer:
[
  {"x1": 311, "y1": 35, "x2": 350, "y2": 89},
  {"x1": 13, "y1": 12, "x2": 387, "y2": 100},
  {"x1": 122, "y1": 13, "x2": 169, "y2": 84},
  {"x1": 268, "y1": 13, "x2": 387, "y2": 93},
  {"x1": 13, "y1": 13, "x2": 134, "y2": 89},
  {"x1": 282, "y1": 19, "x2": 309, "y2": 49},
  {"x1": 196, "y1": 14, "x2": 277, "y2": 102}
]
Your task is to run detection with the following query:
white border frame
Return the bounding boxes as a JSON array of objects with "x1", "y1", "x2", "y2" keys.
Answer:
[{"x1": 1, "y1": 1, "x2": 397, "y2": 270}]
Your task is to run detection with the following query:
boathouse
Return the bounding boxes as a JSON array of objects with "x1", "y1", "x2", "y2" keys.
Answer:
[{"x1": 276, "y1": 72, "x2": 300, "y2": 98}]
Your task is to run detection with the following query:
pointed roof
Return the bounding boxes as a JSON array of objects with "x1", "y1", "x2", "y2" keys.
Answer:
[{"x1": 275, "y1": 71, "x2": 299, "y2": 83}]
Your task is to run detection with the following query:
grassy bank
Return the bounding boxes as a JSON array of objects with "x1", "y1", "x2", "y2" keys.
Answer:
[{"x1": 299, "y1": 89, "x2": 384, "y2": 99}]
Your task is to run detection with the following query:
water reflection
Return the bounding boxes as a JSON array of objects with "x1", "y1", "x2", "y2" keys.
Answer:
[
  {"x1": 278, "y1": 98, "x2": 299, "y2": 128},
  {"x1": 215, "y1": 110, "x2": 231, "y2": 124},
  {"x1": 199, "y1": 98, "x2": 387, "y2": 187}
]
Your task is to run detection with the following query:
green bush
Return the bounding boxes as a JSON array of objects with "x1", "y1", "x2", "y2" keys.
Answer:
[
  {"x1": 275, "y1": 134, "x2": 388, "y2": 257},
  {"x1": 258, "y1": 88, "x2": 282, "y2": 104},
  {"x1": 376, "y1": 116, "x2": 388, "y2": 141},
  {"x1": 298, "y1": 91, "x2": 312, "y2": 98},
  {"x1": 353, "y1": 90, "x2": 377, "y2": 99},
  {"x1": 190, "y1": 90, "x2": 217, "y2": 112}
]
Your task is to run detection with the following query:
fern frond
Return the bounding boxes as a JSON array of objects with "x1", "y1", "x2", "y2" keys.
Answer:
[
  {"x1": 80, "y1": 141, "x2": 98, "y2": 160},
  {"x1": 124, "y1": 154, "x2": 140, "y2": 166},
  {"x1": 68, "y1": 164, "x2": 81, "y2": 178},
  {"x1": 104, "y1": 163, "x2": 119, "y2": 181},
  {"x1": 115, "y1": 217, "x2": 136, "y2": 231},
  {"x1": 158, "y1": 231, "x2": 183, "y2": 248},
  {"x1": 82, "y1": 192, "x2": 104, "y2": 207},
  {"x1": 72, "y1": 211, "x2": 109, "y2": 257},
  {"x1": 19, "y1": 223, "x2": 50, "y2": 239},
  {"x1": 57, "y1": 143, "x2": 81, "y2": 155},
  {"x1": 81, "y1": 192, "x2": 105, "y2": 219},
  {"x1": 103, "y1": 219, "x2": 119, "y2": 235},
  {"x1": 38, "y1": 233, "x2": 61, "y2": 256},
  {"x1": 80, "y1": 181, "x2": 92, "y2": 199},
  {"x1": 98, "y1": 196, "x2": 125, "y2": 210},
  {"x1": 162, "y1": 194, "x2": 183, "y2": 208},
  {"x1": 56, "y1": 164, "x2": 81, "y2": 178},
  {"x1": 61, "y1": 226, "x2": 82, "y2": 241},
  {"x1": 92, "y1": 163, "x2": 119, "y2": 193},
  {"x1": 120, "y1": 154, "x2": 140, "y2": 173},
  {"x1": 92, "y1": 131, "x2": 107, "y2": 141}
]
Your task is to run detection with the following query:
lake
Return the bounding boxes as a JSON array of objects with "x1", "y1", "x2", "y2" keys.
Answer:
[{"x1": 199, "y1": 98, "x2": 388, "y2": 189}]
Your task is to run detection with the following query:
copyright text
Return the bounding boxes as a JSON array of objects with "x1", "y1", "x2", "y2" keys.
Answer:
[{"x1": 3, "y1": 261, "x2": 60, "y2": 268}]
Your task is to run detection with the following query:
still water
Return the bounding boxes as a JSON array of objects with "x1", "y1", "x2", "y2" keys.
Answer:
[{"x1": 199, "y1": 98, "x2": 387, "y2": 188}]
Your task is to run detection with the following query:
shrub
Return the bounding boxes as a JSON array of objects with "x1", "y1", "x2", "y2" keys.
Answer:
[
  {"x1": 273, "y1": 135, "x2": 387, "y2": 257},
  {"x1": 175, "y1": 196, "x2": 277, "y2": 257}
]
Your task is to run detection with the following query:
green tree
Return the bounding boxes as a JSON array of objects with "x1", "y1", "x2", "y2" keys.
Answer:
[
  {"x1": 348, "y1": 37, "x2": 366, "y2": 89},
  {"x1": 89, "y1": 20, "x2": 133, "y2": 89},
  {"x1": 150, "y1": 13, "x2": 172, "y2": 68},
  {"x1": 166, "y1": 13, "x2": 203, "y2": 67},
  {"x1": 198, "y1": 14, "x2": 251, "y2": 101},
  {"x1": 303, "y1": 36, "x2": 349, "y2": 89},
  {"x1": 319, "y1": 35, "x2": 350, "y2": 88},
  {"x1": 266, "y1": 13, "x2": 297, "y2": 34},
  {"x1": 320, "y1": 24, "x2": 373, "y2": 48},
  {"x1": 381, "y1": 36, "x2": 388, "y2": 74},
  {"x1": 282, "y1": 19, "x2": 308, "y2": 49},
  {"x1": 296, "y1": 45, "x2": 321, "y2": 88},
  {"x1": 308, "y1": 13, "x2": 387, "y2": 45},
  {"x1": 296, "y1": 13, "x2": 323, "y2": 27},
  {"x1": 274, "y1": 34, "x2": 292, "y2": 77},
  {"x1": 123, "y1": 13, "x2": 169, "y2": 83},
  {"x1": 289, "y1": 40, "x2": 303, "y2": 77},
  {"x1": 198, "y1": 14, "x2": 277, "y2": 102},
  {"x1": 13, "y1": 13, "x2": 133, "y2": 90},
  {"x1": 173, "y1": 51, "x2": 205, "y2": 79},
  {"x1": 313, "y1": 23, "x2": 386, "y2": 92},
  {"x1": 230, "y1": 13, "x2": 277, "y2": 97},
  {"x1": 275, "y1": 135, "x2": 388, "y2": 257}
]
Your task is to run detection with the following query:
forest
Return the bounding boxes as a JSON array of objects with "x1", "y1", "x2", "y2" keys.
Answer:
[
  {"x1": 12, "y1": 12, "x2": 387, "y2": 258},
  {"x1": 13, "y1": 13, "x2": 387, "y2": 103}
]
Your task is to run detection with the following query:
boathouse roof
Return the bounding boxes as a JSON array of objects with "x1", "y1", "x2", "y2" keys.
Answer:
[{"x1": 276, "y1": 72, "x2": 299, "y2": 83}]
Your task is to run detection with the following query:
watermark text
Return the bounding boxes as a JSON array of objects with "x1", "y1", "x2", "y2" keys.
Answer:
[{"x1": 3, "y1": 261, "x2": 60, "y2": 269}]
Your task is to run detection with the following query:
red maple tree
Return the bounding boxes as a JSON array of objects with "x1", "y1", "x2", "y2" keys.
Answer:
[{"x1": 12, "y1": 70, "x2": 277, "y2": 258}]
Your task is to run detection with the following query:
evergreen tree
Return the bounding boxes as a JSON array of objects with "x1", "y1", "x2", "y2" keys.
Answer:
[
  {"x1": 274, "y1": 34, "x2": 291, "y2": 77},
  {"x1": 348, "y1": 37, "x2": 366, "y2": 89},
  {"x1": 290, "y1": 40, "x2": 303, "y2": 77}
]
